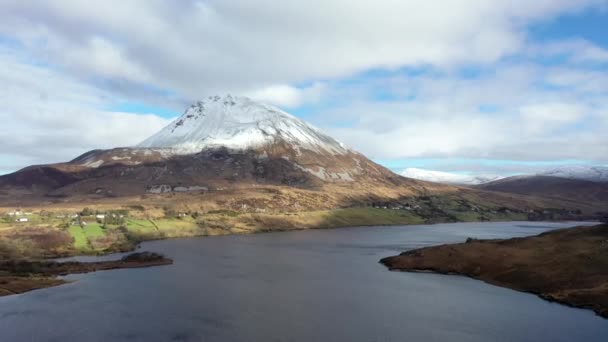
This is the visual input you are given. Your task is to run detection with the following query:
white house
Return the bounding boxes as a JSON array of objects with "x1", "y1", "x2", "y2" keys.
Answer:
[
  {"x1": 96, "y1": 214, "x2": 106, "y2": 219},
  {"x1": 16, "y1": 217, "x2": 28, "y2": 223}
]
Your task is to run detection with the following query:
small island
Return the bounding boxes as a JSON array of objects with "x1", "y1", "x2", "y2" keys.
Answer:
[
  {"x1": 381, "y1": 224, "x2": 608, "y2": 318},
  {"x1": 0, "y1": 252, "x2": 172, "y2": 296}
]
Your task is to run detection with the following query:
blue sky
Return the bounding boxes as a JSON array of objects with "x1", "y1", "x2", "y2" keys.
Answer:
[{"x1": 0, "y1": 1, "x2": 607, "y2": 176}]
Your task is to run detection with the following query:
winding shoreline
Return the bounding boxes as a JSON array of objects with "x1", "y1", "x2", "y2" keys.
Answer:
[
  {"x1": 380, "y1": 224, "x2": 608, "y2": 318},
  {"x1": 0, "y1": 252, "x2": 173, "y2": 297}
]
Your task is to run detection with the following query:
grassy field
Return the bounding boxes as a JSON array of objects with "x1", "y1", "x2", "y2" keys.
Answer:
[
  {"x1": 125, "y1": 219, "x2": 158, "y2": 235},
  {"x1": 0, "y1": 206, "x2": 538, "y2": 258},
  {"x1": 83, "y1": 223, "x2": 105, "y2": 239},
  {"x1": 319, "y1": 208, "x2": 426, "y2": 227},
  {"x1": 155, "y1": 218, "x2": 201, "y2": 237},
  {"x1": 67, "y1": 226, "x2": 89, "y2": 250}
]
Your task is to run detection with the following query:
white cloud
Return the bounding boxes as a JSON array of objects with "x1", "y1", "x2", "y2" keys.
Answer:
[
  {"x1": 520, "y1": 102, "x2": 587, "y2": 134},
  {"x1": 0, "y1": 0, "x2": 606, "y2": 174},
  {"x1": 64, "y1": 36, "x2": 153, "y2": 82},
  {"x1": 246, "y1": 82, "x2": 325, "y2": 107},
  {"x1": 0, "y1": 48, "x2": 170, "y2": 174},
  {"x1": 0, "y1": 0, "x2": 603, "y2": 101},
  {"x1": 315, "y1": 61, "x2": 608, "y2": 162},
  {"x1": 530, "y1": 39, "x2": 608, "y2": 64}
]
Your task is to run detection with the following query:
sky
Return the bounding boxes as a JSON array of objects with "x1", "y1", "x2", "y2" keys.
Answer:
[{"x1": 1, "y1": 0, "x2": 607, "y2": 176}]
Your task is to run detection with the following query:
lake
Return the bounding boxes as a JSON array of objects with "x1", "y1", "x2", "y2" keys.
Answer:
[{"x1": 1, "y1": 221, "x2": 607, "y2": 341}]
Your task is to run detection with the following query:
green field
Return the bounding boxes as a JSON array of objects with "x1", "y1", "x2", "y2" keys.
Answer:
[
  {"x1": 320, "y1": 208, "x2": 426, "y2": 227},
  {"x1": 67, "y1": 226, "x2": 89, "y2": 250},
  {"x1": 83, "y1": 223, "x2": 105, "y2": 239},
  {"x1": 155, "y1": 218, "x2": 200, "y2": 237},
  {"x1": 2, "y1": 205, "x2": 537, "y2": 258},
  {"x1": 125, "y1": 219, "x2": 158, "y2": 234}
]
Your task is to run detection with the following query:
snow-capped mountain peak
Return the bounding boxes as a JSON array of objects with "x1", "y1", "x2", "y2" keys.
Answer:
[
  {"x1": 401, "y1": 168, "x2": 503, "y2": 185},
  {"x1": 137, "y1": 95, "x2": 348, "y2": 155}
]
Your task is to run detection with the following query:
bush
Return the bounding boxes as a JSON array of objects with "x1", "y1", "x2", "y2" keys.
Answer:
[
  {"x1": 128, "y1": 205, "x2": 146, "y2": 212},
  {"x1": 80, "y1": 207, "x2": 94, "y2": 216},
  {"x1": 163, "y1": 206, "x2": 177, "y2": 218},
  {"x1": 207, "y1": 209, "x2": 240, "y2": 217}
]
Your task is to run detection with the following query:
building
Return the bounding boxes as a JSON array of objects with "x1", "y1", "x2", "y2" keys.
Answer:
[{"x1": 16, "y1": 217, "x2": 28, "y2": 223}]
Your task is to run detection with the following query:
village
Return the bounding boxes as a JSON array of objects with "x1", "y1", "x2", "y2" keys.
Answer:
[{"x1": 0, "y1": 207, "x2": 209, "y2": 257}]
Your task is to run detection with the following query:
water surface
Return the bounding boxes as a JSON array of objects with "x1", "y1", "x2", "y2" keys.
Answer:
[{"x1": 1, "y1": 221, "x2": 606, "y2": 341}]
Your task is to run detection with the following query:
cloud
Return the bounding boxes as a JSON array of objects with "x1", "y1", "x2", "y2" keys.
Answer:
[
  {"x1": 0, "y1": 0, "x2": 603, "y2": 102},
  {"x1": 246, "y1": 82, "x2": 325, "y2": 107},
  {"x1": 0, "y1": 0, "x2": 606, "y2": 174},
  {"x1": 520, "y1": 102, "x2": 587, "y2": 134},
  {"x1": 63, "y1": 36, "x2": 153, "y2": 82},
  {"x1": 529, "y1": 38, "x2": 608, "y2": 64},
  {"x1": 0, "y1": 47, "x2": 170, "y2": 174},
  {"x1": 314, "y1": 60, "x2": 608, "y2": 162}
]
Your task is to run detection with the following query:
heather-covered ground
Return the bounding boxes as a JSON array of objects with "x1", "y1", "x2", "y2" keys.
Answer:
[{"x1": 381, "y1": 224, "x2": 608, "y2": 318}]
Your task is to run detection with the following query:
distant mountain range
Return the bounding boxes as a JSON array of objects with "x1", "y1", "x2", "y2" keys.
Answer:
[
  {"x1": 540, "y1": 166, "x2": 608, "y2": 183},
  {"x1": 402, "y1": 166, "x2": 608, "y2": 185},
  {"x1": 401, "y1": 168, "x2": 503, "y2": 185},
  {"x1": 401, "y1": 166, "x2": 608, "y2": 213},
  {"x1": 477, "y1": 175, "x2": 608, "y2": 206}
]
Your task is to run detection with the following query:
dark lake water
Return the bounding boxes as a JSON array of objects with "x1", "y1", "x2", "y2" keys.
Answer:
[{"x1": 1, "y1": 221, "x2": 607, "y2": 341}]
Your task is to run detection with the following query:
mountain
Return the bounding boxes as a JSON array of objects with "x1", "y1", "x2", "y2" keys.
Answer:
[
  {"x1": 540, "y1": 166, "x2": 608, "y2": 183},
  {"x1": 478, "y1": 175, "x2": 608, "y2": 207},
  {"x1": 0, "y1": 96, "x2": 441, "y2": 209},
  {"x1": 0, "y1": 95, "x2": 600, "y2": 221},
  {"x1": 401, "y1": 168, "x2": 503, "y2": 185}
]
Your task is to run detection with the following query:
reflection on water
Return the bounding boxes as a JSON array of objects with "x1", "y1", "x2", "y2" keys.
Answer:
[{"x1": 1, "y1": 221, "x2": 606, "y2": 342}]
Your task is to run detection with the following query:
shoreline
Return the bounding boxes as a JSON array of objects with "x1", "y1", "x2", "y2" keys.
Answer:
[
  {"x1": 46, "y1": 217, "x2": 601, "y2": 260},
  {"x1": 0, "y1": 252, "x2": 172, "y2": 297},
  {"x1": 380, "y1": 224, "x2": 608, "y2": 319},
  {"x1": 385, "y1": 267, "x2": 608, "y2": 319},
  {"x1": 1, "y1": 219, "x2": 598, "y2": 298}
]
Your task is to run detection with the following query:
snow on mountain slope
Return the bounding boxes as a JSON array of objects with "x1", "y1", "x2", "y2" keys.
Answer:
[
  {"x1": 401, "y1": 165, "x2": 608, "y2": 186},
  {"x1": 540, "y1": 166, "x2": 608, "y2": 183},
  {"x1": 401, "y1": 168, "x2": 503, "y2": 185},
  {"x1": 138, "y1": 95, "x2": 348, "y2": 155}
]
